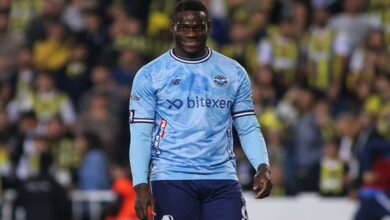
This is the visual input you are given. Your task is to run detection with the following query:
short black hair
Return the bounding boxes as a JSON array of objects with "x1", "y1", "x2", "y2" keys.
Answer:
[{"x1": 173, "y1": 0, "x2": 209, "y2": 21}]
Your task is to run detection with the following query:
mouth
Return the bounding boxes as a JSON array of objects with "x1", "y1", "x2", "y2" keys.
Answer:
[{"x1": 182, "y1": 40, "x2": 201, "y2": 47}]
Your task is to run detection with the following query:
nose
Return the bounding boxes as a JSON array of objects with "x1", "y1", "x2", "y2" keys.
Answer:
[{"x1": 185, "y1": 28, "x2": 197, "y2": 38}]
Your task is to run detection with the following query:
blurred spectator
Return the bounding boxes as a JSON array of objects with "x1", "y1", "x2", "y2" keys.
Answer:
[
  {"x1": 10, "y1": 46, "x2": 35, "y2": 102},
  {"x1": 79, "y1": 9, "x2": 109, "y2": 65},
  {"x1": 9, "y1": 112, "x2": 38, "y2": 177},
  {"x1": 330, "y1": 0, "x2": 373, "y2": 51},
  {"x1": 319, "y1": 138, "x2": 348, "y2": 196},
  {"x1": 33, "y1": 20, "x2": 70, "y2": 73},
  {"x1": 270, "y1": 165, "x2": 293, "y2": 196},
  {"x1": 294, "y1": 94, "x2": 333, "y2": 192},
  {"x1": 291, "y1": 1, "x2": 309, "y2": 40},
  {"x1": 304, "y1": 3, "x2": 350, "y2": 95},
  {"x1": 221, "y1": 20, "x2": 259, "y2": 74},
  {"x1": 355, "y1": 138, "x2": 390, "y2": 220},
  {"x1": 75, "y1": 92, "x2": 121, "y2": 159},
  {"x1": 79, "y1": 65, "x2": 127, "y2": 117},
  {"x1": 15, "y1": 134, "x2": 48, "y2": 180},
  {"x1": 47, "y1": 117, "x2": 79, "y2": 187},
  {"x1": 111, "y1": 48, "x2": 143, "y2": 96},
  {"x1": 0, "y1": 135, "x2": 11, "y2": 192},
  {"x1": 276, "y1": 86, "x2": 300, "y2": 127},
  {"x1": 253, "y1": 67, "x2": 278, "y2": 107},
  {"x1": 120, "y1": 0, "x2": 152, "y2": 30},
  {"x1": 257, "y1": 16, "x2": 299, "y2": 93},
  {"x1": 25, "y1": 0, "x2": 64, "y2": 46},
  {"x1": 259, "y1": 108, "x2": 285, "y2": 167},
  {"x1": 247, "y1": 8, "x2": 269, "y2": 44},
  {"x1": 105, "y1": 163, "x2": 137, "y2": 220},
  {"x1": 348, "y1": 29, "x2": 390, "y2": 92},
  {"x1": 0, "y1": 10, "x2": 25, "y2": 73},
  {"x1": 0, "y1": 80, "x2": 13, "y2": 109},
  {"x1": 8, "y1": 0, "x2": 42, "y2": 34},
  {"x1": 7, "y1": 72, "x2": 75, "y2": 126},
  {"x1": 62, "y1": 0, "x2": 85, "y2": 33},
  {"x1": 0, "y1": 109, "x2": 14, "y2": 148},
  {"x1": 14, "y1": 151, "x2": 71, "y2": 220},
  {"x1": 202, "y1": 0, "x2": 230, "y2": 45},
  {"x1": 74, "y1": 132, "x2": 110, "y2": 190},
  {"x1": 56, "y1": 41, "x2": 91, "y2": 106},
  {"x1": 335, "y1": 112, "x2": 362, "y2": 188},
  {"x1": 366, "y1": 0, "x2": 390, "y2": 43}
]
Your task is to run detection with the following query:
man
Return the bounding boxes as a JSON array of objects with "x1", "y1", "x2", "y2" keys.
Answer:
[{"x1": 129, "y1": 1, "x2": 272, "y2": 220}]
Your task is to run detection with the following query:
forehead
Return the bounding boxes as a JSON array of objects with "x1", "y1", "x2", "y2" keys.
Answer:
[{"x1": 175, "y1": 10, "x2": 208, "y2": 24}]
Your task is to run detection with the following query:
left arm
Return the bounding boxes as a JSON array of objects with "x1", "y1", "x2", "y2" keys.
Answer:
[{"x1": 232, "y1": 66, "x2": 272, "y2": 198}]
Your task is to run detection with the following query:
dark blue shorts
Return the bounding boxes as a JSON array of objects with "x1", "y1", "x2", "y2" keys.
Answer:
[{"x1": 151, "y1": 180, "x2": 248, "y2": 220}]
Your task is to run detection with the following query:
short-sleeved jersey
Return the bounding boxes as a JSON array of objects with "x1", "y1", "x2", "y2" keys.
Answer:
[{"x1": 129, "y1": 48, "x2": 255, "y2": 181}]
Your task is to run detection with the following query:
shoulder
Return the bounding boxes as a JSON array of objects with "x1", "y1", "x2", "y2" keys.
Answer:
[
  {"x1": 211, "y1": 49, "x2": 246, "y2": 73},
  {"x1": 136, "y1": 51, "x2": 171, "y2": 78}
]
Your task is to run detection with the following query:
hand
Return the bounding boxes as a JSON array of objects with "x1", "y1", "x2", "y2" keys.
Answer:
[
  {"x1": 134, "y1": 183, "x2": 155, "y2": 220},
  {"x1": 253, "y1": 164, "x2": 272, "y2": 199}
]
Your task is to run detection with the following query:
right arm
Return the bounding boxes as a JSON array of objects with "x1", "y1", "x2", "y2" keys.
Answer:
[{"x1": 129, "y1": 68, "x2": 156, "y2": 219}]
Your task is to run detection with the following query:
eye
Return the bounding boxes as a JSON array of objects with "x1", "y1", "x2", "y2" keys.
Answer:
[
  {"x1": 177, "y1": 25, "x2": 188, "y2": 31},
  {"x1": 195, "y1": 26, "x2": 206, "y2": 31}
]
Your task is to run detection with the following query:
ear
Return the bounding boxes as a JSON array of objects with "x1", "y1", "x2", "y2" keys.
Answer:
[
  {"x1": 170, "y1": 20, "x2": 176, "y2": 34},
  {"x1": 206, "y1": 19, "x2": 211, "y2": 33}
]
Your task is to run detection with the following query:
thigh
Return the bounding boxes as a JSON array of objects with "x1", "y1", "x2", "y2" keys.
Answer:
[
  {"x1": 200, "y1": 180, "x2": 248, "y2": 220},
  {"x1": 151, "y1": 180, "x2": 201, "y2": 220}
]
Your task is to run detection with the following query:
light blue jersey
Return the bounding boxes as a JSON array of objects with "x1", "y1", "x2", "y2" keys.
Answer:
[{"x1": 129, "y1": 48, "x2": 268, "y2": 185}]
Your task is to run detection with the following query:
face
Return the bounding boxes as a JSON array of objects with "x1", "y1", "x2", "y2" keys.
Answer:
[
  {"x1": 171, "y1": 10, "x2": 210, "y2": 58},
  {"x1": 314, "y1": 8, "x2": 329, "y2": 27},
  {"x1": 367, "y1": 31, "x2": 384, "y2": 50},
  {"x1": 344, "y1": 0, "x2": 362, "y2": 14},
  {"x1": 36, "y1": 74, "x2": 55, "y2": 92}
]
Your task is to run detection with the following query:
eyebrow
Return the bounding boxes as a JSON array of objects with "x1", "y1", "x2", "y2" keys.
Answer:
[{"x1": 175, "y1": 21, "x2": 207, "y2": 25}]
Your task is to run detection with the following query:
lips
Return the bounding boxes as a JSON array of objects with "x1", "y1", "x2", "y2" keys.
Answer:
[{"x1": 182, "y1": 40, "x2": 200, "y2": 47}]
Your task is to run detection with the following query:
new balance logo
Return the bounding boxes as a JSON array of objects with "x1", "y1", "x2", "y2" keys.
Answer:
[{"x1": 171, "y1": 78, "x2": 180, "y2": 85}]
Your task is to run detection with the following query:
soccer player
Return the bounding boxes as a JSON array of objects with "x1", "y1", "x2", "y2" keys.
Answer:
[{"x1": 129, "y1": 1, "x2": 272, "y2": 219}]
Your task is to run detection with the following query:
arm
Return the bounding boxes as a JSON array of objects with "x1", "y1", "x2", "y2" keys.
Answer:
[
  {"x1": 129, "y1": 68, "x2": 156, "y2": 219},
  {"x1": 232, "y1": 66, "x2": 272, "y2": 198},
  {"x1": 234, "y1": 115, "x2": 272, "y2": 198}
]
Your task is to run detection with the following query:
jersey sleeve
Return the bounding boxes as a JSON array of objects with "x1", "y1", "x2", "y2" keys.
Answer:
[
  {"x1": 232, "y1": 66, "x2": 269, "y2": 169},
  {"x1": 129, "y1": 68, "x2": 156, "y2": 124},
  {"x1": 231, "y1": 67, "x2": 256, "y2": 119},
  {"x1": 129, "y1": 68, "x2": 156, "y2": 186}
]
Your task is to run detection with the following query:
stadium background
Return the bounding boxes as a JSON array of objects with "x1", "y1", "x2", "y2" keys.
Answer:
[{"x1": 0, "y1": 0, "x2": 389, "y2": 219}]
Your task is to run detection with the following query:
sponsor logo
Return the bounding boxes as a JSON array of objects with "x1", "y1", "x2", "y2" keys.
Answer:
[
  {"x1": 167, "y1": 99, "x2": 183, "y2": 109},
  {"x1": 162, "y1": 215, "x2": 174, "y2": 220},
  {"x1": 153, "y1": 118, "x2": 167, "y2": 155},
  {"x1": 213, "y1": 75, "x2": 228, "y2": 88},
  {"x1": 166, "y1": 97, "x2": 232, "y2": 110}
]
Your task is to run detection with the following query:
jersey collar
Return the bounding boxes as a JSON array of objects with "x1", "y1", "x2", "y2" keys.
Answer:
[{"x1": 169, "y1": 48, "x2": 212, "y2": 64}]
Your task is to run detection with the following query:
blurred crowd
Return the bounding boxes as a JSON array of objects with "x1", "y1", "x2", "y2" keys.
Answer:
[{"x1": 0, "y1": 0, "x2": 389, "y2": 219}]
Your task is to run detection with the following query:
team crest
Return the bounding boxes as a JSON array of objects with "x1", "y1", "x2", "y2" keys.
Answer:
[{"x1": 213, "y1": 75, "x2": 228, "y2": 88}]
